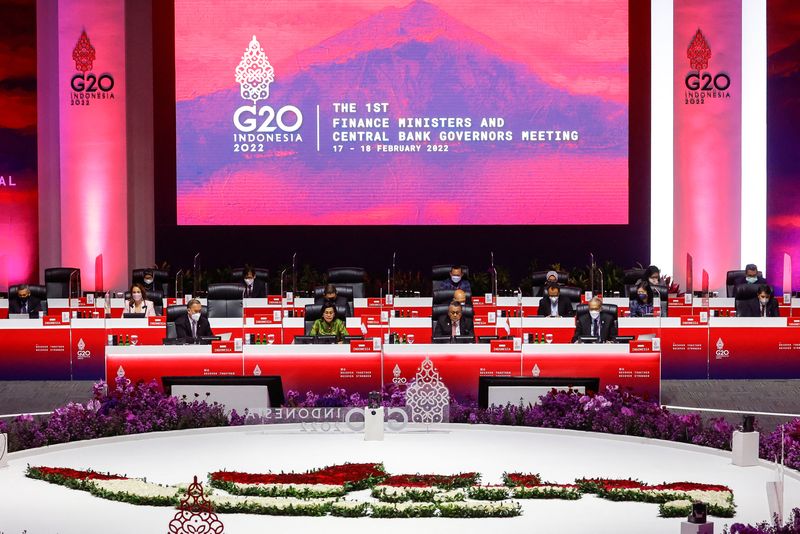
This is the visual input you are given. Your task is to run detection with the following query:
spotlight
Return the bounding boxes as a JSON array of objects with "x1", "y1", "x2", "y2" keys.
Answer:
[
  {"x1": 688, "y1": 501, "x2": 707, "y2": 524},
  {"x1": 742, "y1": 415, "x2": 755, "y2": 433}
]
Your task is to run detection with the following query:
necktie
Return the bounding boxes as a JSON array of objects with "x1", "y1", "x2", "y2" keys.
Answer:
[
  {"x1": 22, "y1": 302, "x2": 27, "y2": 314},
  {"x1": 451, "y1": 321, "x2": 458, "y2": 337},
  {"x1": 551, "y1": 301, "x2": 558, "y2": 317},
  {"x1": 191, "y1": 319, "x2": 197, "y2": 338},
  {"x1": 593, "y1": 318, "x2": 600, "y2": 338},
  {"x1": 761, "y1": 304, "x2": 766, "y2": 317}
]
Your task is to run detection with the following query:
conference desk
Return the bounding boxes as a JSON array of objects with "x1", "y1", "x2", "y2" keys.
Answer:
[{"x1": 104, "y1": 344, "x2": 661, "y2": 402}]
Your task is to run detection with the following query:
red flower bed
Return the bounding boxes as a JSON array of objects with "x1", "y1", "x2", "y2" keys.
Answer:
[
  {"x1": 210, "y1": 463, "x2": 384, "y2": 486},
  {"x1": 29, "y1": 466, "x2": 126, "y2": 481},
  {"x1": 645, "y1": 482, "x2": 732, "y2": 493},
  {"x1": 504, "y1": 473, "x2": 543, "y2": 487}
]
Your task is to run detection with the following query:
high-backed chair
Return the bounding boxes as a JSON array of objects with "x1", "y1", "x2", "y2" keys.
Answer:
[
  {"x1": 326, "y1": 267, "x2": 366, "y2": 298},
  {"x1": 530, "y1": 270, "x2": 569, "y2": 297},
  {"x1": 230, "y1": 267, "x2": 269, "y2": 294},
  {"x1": 626, "y1": 286, "x2": 669, "y2": 316},
  {"x1": 622, "y1": 268, "x2": 647, "y2": 298},
  {"x1": 8, "y1": 284, "x2": 48, "y2": 314},
  {"x1": 432, "y1": 288, "x2": 472, "y2": 305},
  {"x1": 575, "y1": 303, "x2": 619, "y2": 320},
  {"x1": 304, "y1": 303, "x2": 349, "y2": 335},
  {"x1": 432, "y1": 264, "x2": 470, "y2": 292},
  {"x1": 557, "y1": 286, "x2": 583, "y2": 312},
  {"x1": 726, "y1": 269, "x2": 764, "y2": 297},
  {"x1": 132, "y1": 268, "x2": 170, "y2": 295},
  {"x1": 312, "y1": 285, "x2": 354, "y2": 316},
  {"x1": 207, "y1": 283, "x2": 245, "y2": 318},
  {"x1": 44, "y1": 268, "x2": 81, "y2": 298},
  {"x1": 734, "y1": 283, "x2": 761, "y2": 315}
]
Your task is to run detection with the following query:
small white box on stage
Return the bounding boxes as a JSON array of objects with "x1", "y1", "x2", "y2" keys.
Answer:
[
  {"x1": 732, "y1": 430, "x2": 759, "y2": 466},
  {"x1": 0, "y1": 433, "x2": 8, "y2": 468},
  {"x1": 681, "y1": 521, "x2": 713, "y2": 534},
  {"x1": 364, "y1": 407, "x2": 384, "y2": 441},
  {"x1": 485, "y1": 293, "x2": 493, "y2": 304}
]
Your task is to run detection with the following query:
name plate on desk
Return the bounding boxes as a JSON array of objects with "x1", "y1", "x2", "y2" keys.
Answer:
[
  {"x1": 267, "y1": 295, "x2": 283, "y2": 305},
  {"x1": 148, "y1": 316, "x2": 167, "y2": 326},
  {"x1": 681, "y1": 315, "x2": 707, "y2": 326},
  {"x1": 669, "y1": 297, "x2": 685, "y2": 305},
  {"x1": 366, "y1": 298, "x2": 384, "y2": 308},
  {"x1": 788, "y1": 318, "x2": 800, "y2": 327},
  {"x1": 474, "y1": 316, "x2": 492, "y2": 326},
  {"x1": 43, "y1": 315, "x2": 68, "y2": 326},
  {"x1": 254, "y1": 312, "x2": 281, "y2": 324},
  {"x1": 490, "y1": 339, "x2": 520, "y2": 352},
  {"x1": 364, "y1": 315, "x2": 387, "y2": 326},
  {"x1": 629, "y1": 340, "x2": 653, "y2": 353},
  {"x1": 211, "y1": 340, "x2": 240, "y2": 353},
  {"x1": 473, "y1": 296, "x2": 487, "y2": 306},
  {"x1": 350, "y1": 340, "x2": 379, "y2": 353}
]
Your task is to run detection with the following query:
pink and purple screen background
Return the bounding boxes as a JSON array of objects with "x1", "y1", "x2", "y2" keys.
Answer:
[{"x1": 174, "y1": 0, "x2": 629, "y2": 226}]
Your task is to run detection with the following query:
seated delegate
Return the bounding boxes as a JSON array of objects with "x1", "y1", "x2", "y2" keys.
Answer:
[
  {"x1": 122, "y1": 284, "x2": 156, "y2": 317},
  {"x1": 433, "y1": 300, "x2": 474, "y2": 340},
  {"x1": 628, "y1": 282, "x2": 655, "y2": 317},
  {"x1": 537, "y1": 282, "x2": 574, "y2": 318},
  {"x1": 739, "y1": 284, "x2": 780, "y2": 318},
  {"x1": 242, "y1": 268, "x2": 267, "y2": 299},
  {"x1": 572, "y1": 297, "x2": 618, "y2": 343},
  {"x1": 734, "y1": 264, "x2": 766, "y2": 288},
  {"x1": 8, "y1": 285, "x2": 42, "y2": 318},
  {"x1": 174, "y1": 299, "x2": 213, "y2": 341},
  {"x1": 438, "y1": 266, "x2": 471, "y2": 292},
  {"x1": 310, "y1": 302, "x2": 349, "y2": 342}
]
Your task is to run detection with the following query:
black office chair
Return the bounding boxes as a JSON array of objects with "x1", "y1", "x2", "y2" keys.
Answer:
[
  {"x1": 326, "y1": 267, "x2": 366, "y2": 299},
  {"x1": 313, "y1": 285, "x2": 354, "y2": 316},
  {"x1": 132, "y1": 268, "x2": 170, "y2": 295},
  {"x1": 207, "y1": 283, "x2": 245, "y2": 318},
  {"x1": 304, "y1": 303, "x2": 349, "y2": 335},
  {"x1": 734, "y1": 283, "x2": 761, "y2": 316},
  {"x1": 622, "y1": 268, "x2": 647, "y2": 298},
  {"x1": 432, "y1": 288, "x2": 472, "y2": 305},
  {"x1": 122, "y1": 288, "x2": 165, "y2": 315},
  {"x1": 726, "y1": 269, "x2": 764, "y2": 298},
  {"x1": 166, "y1": 304, "x2": 208, "y2": 339},
  {"x1": 8, "y1": 284, "x2": 49, "y2": 315},
  {"x1": 557, "y1": 286, "x2": 583, "y2": 312},
  {"x1": 432, "y1": 264, "x2": 470, "y2": 292},
  {"x1": 575, "y1": 303, "x2": 619, "y2": 319},
  {"x1": 530, "y1": 270, "x2": 569, "y2": 297},
  {"x1": 45, "y1": 267, "x2": 81, "y2": 298}
]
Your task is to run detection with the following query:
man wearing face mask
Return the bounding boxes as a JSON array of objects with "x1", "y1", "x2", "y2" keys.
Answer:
[
  {"x1": 141, "y1": 270, "x2": 156, "y2": 288},
  {"x1": 439, "y1": 266, "x2": 471, "y2": 292},
  {"x1": 734, "y1": 264, "x2": 766, "y2": 288},
  {"x1": 572, "y1": 297, "x2": 617, "y2": 343},
  {"x1": 174, "y1": 299, "x2": 213, "y2": 342},
  {"x1": 537, "y1": 283, "x2": 574, "y2": 318},
  {"x1": 9, "y1": 285, "x2": 43, "y2": 318},
  {"x1": 242, "y1": 268, "x2": 267, "y2": 299},
  {"x1": 739, "y1": 284, "x2": 780, "y2": 318}
]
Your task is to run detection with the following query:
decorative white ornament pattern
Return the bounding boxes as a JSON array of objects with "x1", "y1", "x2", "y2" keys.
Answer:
[
  {"x1": 117, "y1": 366, "x2": 125, "y2": 378},
  {"x1": 532, "y1": 364, "x2": 541, "y2": 377},
  {"x1": 77, "y1": 338, "x2": 86, "y2": 351},
  {"x1": 405, "y1": 357, "x2": 449, "y2": 424},
  {"x1": 253, "y1": 364, "x2": 262, "y2": 376},
  {"x1": 235, "y1": 36, "x2": 275, "y2": 104}
]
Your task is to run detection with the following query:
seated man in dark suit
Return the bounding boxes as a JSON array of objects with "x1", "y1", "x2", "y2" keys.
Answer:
[
  {"x1": 438, "y1": 266, "x2": 472, "y2": 292},
  {"x1": 537, "y1": 283, "x2": 574, "y2": 318},
  {"x1": 322, "y1": 283, "x2": 349, "y2": 308},
  {"x1": 739, "y1": 284, "x2": 780, "y2": 317},
  {"x1": 8, "y1": 285, "x2": 43, "y2": 318},
  {"x1": 572, "y1": 297, "x2": 618, "y2": 343},
  {"x1": 433, "y1": 300, "x2": 474, "y2": 340},
  {"x1": 174, "y1": 298, "x2": 213, "y2": 341},
  {"x1": 242, "y1": 268, "x2": 267, "y2": 298},
  {"x1": 734, "y1": 264, "x2": 766, "y2": 288}
]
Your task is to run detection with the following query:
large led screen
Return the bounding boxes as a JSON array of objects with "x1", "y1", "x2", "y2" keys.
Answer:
[{"x1": 175, "y1": 0, "x2": 629, "y2": 225}]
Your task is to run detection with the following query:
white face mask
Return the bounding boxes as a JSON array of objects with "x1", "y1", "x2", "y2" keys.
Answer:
[
  {"x1": 143, "y1": 278, "x2": 153, "y2": 285},
  {"x1": 589, "y1": 310, "x2": 601, "y2": 320},
  {"x1": 746, "y1": 276, "x2": 758, "y2": 284},
  {"x1": 451, "y1": 275, "x2": 462, "y2": 283},
  {"x1": 244, "y1": 278, "x2": 254, "y2": 286},
  {"x1": 190, "y1": 312, "x2": 201, "y2": 322},
  {"x1": 132, "y1": 293, "x2": 143, "y2": 302},
  {"x1": 550, "y1": 296, "x2": 559, "y2": 303},
  {"x1": 759, "y1": 297, "x2": 769, "y2": 304}
]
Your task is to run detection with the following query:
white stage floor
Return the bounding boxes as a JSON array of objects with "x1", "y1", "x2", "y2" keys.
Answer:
[{"x1": 2, "y1": 424, "x2": 798, "y2": 533}]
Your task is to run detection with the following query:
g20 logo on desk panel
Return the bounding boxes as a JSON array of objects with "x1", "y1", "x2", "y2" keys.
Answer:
[
  {"x1": 715, "y1": 337, "x2": 730, "y2": 359},
  {"x1": 69, "y1": 30, "x2": 115, "y2": 106},
  {"x1": 232, "y1": 35, "x2": 303, "y2": 153}
]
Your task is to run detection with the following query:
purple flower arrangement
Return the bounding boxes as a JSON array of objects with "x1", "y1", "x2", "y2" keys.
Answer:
[
  {"x1": 1, "y1": 379, "x2": 799, "y2": 477},
  {"x1": 723, "y1": 508, "x2": 800, "y2": 534}
]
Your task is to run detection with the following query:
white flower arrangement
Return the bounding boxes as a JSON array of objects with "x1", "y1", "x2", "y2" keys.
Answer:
[
  {"x1": 227, "y1": 481, "x2": 346, "y2": 498},
  {"x1": 92, "y1": 478, "x2": 182, "y2": 499},
  {"x1": 511, "y1": 484, "x2": 582, "y2": 500}
]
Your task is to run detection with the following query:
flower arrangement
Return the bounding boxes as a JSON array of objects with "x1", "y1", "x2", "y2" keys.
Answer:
[
  {"x1": 576, "y1": 478, "x2": 736, "y2": 518},
  {"x1": 723, "y1": 507, "x2": 800, "y2": 534},
  {"x1": 503, "y1": 472, "x2": 582, "y2": 500},
  {"x1": 208, "y1": 463, "x2": 385, "y2": 498}
]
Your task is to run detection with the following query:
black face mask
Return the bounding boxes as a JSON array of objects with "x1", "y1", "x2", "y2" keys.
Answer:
[{"x1": 20, "y1": 297, "x2": 29, "y2": 303}]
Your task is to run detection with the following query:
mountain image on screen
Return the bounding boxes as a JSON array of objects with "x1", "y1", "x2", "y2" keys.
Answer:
[{"x1": 176, "y1": 0, "x2": 628, "y2": 225}]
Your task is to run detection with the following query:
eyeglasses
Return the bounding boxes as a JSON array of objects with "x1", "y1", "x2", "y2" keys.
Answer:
[{"x1": 449, "y1": 310, "x2": 462, "y2": 316}]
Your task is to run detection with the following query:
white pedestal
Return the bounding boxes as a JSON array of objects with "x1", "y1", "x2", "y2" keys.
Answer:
[
  {"x1": 681, "y1": 521, "x2": 714, "y2": 534},
  {"x1": 732, "y1": 430, "x2": 759, "y2": 466},
  {"x1": 364, "y1": 407, "x2": 384, "y2": 441},
  {"x1": 0, "y1": 433, "x2": 8, "y2": 468}
]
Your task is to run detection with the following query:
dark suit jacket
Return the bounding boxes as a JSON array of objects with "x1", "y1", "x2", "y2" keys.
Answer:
[
  {"x1": 572, "y1": 312, "x2": 618, "y2": 343},
  {"x1": 738, "y1": 298, "x2": 780, "y2": 318},
  {"x1": 9, "y1": 296, "x2": 42, "y2": 318},
  {"x1": 537, "y1": 295, "x2": 574, "y2": 317},
  {"x1": 174, "y1": 313, "x2": 213, "y2": 340},
  {"x1": 242, "y1": 279, "x2": 267, "y2": 299},
  {"x1": 433, "y1": 315, "x2": 474, "y2": 339}
]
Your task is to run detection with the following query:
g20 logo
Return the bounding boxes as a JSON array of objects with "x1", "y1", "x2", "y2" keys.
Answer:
[
  {"x1": 233, "y1": 105, "x2": 303, "y2": 133},
  {"x1": 684, "y1": 72, "x2": 730, "y2": 92},
  {"x1": 70, "y1": 73, "x2": 115, "y2": 93}
]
